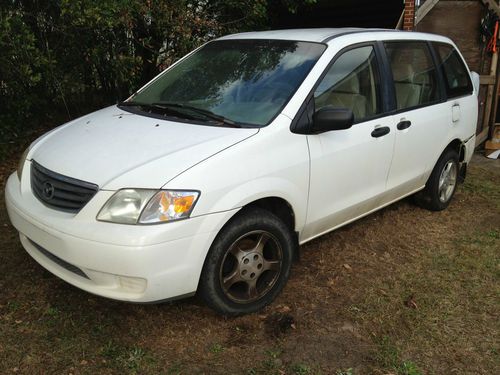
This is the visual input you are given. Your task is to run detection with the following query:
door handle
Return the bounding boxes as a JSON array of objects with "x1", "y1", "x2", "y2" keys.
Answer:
[
  {"x1": 452, "y1": 104, "x2": 461, "y2": 122},
  {"x1": 397, "y1": 120, "x2": 412, "y2": 130},
  {"x1": 371, "y1": 126, "x2": 390, "y2": 138}
]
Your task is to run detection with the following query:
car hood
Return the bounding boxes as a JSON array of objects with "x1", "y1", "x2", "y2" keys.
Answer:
[{"x1": 29, "y1": 106, "x2": 259, "y2": 190}]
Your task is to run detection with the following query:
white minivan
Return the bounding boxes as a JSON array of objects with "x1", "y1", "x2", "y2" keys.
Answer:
[{"x1": 6, "y1": 28, "x2": 478, "y2": 315}]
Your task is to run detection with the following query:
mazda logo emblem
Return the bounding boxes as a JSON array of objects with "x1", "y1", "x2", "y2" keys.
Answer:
[{"x1": 42, "y1": 181, "x2": 55, "y2": 199}]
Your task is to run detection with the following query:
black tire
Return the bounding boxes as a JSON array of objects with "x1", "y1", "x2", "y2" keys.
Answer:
[
  {"x1": 199, "y1": 207, "x2": 296, "y2": 316},
  {"x1": 414, "y1": 148, "x2": 459, "y2": 211}
]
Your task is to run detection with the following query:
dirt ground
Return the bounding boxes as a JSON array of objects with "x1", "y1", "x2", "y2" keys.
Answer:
[{"x1": 0, "y1": 151, "x2": 498, "y2": 375}]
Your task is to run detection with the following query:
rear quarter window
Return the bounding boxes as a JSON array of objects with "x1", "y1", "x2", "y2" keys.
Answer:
[{"x1": 433, "y1": 43, "x2": 473, "y2": 99}]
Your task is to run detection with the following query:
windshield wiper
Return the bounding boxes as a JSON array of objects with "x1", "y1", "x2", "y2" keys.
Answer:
[
  {"x1": 118, "y1": 100, "x2": 240, "y2": 127},
  {"x1": 151, "y1": 102, "x2": 240, "y2": 128},
  {"x1": 118, "y1": 100, "x2": 198, "y2": 119},
  {"x1": 118, "y1": 100, "x2": 149, "y2": 107}
]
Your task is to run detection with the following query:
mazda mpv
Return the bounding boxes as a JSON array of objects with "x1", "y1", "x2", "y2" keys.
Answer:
[{"x1": 6, "y1": 28, "x2": 479, "y2": 315}]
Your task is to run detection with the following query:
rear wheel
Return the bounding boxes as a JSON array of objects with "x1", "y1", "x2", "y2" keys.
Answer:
[
  {"x1": 414, "y1": 148, "x2": 459, "y2": 211},
  {"x1": 199, "y1": 207, "x2": 295, "y2": 316}
]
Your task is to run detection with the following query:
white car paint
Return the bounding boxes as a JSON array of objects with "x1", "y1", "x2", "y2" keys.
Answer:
[
  {"x1": 29, "y1": 105, "x2": 258, "y2": 189},
  {"x1": 5, "y1": 29, "x2": 478, "y2": 303}
]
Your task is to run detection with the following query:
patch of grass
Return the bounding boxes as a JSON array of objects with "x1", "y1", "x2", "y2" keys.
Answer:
[
  {"x1": 335, "y1": 369, "x2": 353, "y2": 375},
  {"x1": 126, "y1": 347, "x2": 147, "y2": 371},
  {"x1": 376, "y1": 336, "x2": 400, "y2": 369},
  {"x1": 462, "y1": 170, "x2": 500, "y2": 207},
  {"x1": 358, "y1": 228, "x2": 499, "y2": 373},
  {"x1": 166, "y1": 362, "x2": 184, "y2": 375},
  {"x1": 347, "y1": 305, "x2": 362, "y2": 314},
  {"x1": 455, "y1": 229, "x2": 500, "y2": 247},
  {"x1": 100, "y1": 340, "x2": 157, "y2": 374},
  {"x1": 262, "y1": 348, "x2": 283, "y2": 373},
  {"x1": 245, "y1": 348, "x2": 284, "y2": 374},
  {"x1": 399, "y1": 361, "x2": 422, "y2": 375},
  {"x1": 288, "y1": 362, "x2": 323, "y2": 375},
  {"x1": 209, "y1": 342, "x2": 225, "y2": 354},
  {"x1": 265, "y1": 348, "x2": 282, "y2": 359},
  {"x1": 463, "y1": 176, "x2": 499, "y2": 195},
  {"x1": 376, "y1": 337, "x2": 422, "y2": 375},
  {"x1": 45, "y1": 306, "x2": 60, "y2": 317},
  {"x1": 6, "y1": 300, "x2": 20, "y2": 312},
  {"x1": 290, "y1": 363, "x2": 313, "y2": 375},
  {"x1": 101, "y1": 340, "x2": 121, "y2": 360},
  {"x1": 487, "y1": 229, "x2": 499, "y2": 239}
]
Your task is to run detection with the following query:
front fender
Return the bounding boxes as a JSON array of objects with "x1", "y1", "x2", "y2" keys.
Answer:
[
  {"x1": 192, "y1": 176, "x2": 307, "y2": 232},
  {"x1": 163, "y1": 114, "x2": 310, "y2": 234}
]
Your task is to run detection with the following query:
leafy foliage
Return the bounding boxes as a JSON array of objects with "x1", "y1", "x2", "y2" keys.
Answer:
[{"x1": 0, "y1": 0, "x2": 315, "y2": 143}]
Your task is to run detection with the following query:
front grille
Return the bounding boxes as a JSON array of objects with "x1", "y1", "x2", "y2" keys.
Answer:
[
  {"x1": 28, "y1": 238, "x2": 89, "y2": 279},
  {"x1": 31, "y1": 160, "x2": 98, "y2": 213}
]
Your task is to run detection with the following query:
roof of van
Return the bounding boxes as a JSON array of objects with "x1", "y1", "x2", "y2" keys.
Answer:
[{"x1": 217, "y1": 28, "x2": 449, "y2": 44}]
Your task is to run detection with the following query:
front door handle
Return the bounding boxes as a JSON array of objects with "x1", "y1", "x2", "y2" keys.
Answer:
[
  {"x1": 397, "y1": 120, "x2": 412, "y2": 130},
  {"x1": 371, "y1": 126, "x2": 390, "y2": 138}
]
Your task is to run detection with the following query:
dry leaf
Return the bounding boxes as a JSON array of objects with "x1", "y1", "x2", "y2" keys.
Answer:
[{"x1": 404, "y1": 295, "x2": 418, "y2": 309}]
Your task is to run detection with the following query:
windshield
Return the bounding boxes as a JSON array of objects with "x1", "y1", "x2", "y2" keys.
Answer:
[{"x1": 127, "y1": 39, "x2": 326, "y2": 127}]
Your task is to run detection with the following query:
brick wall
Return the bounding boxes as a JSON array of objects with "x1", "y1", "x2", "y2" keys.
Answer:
[
  {"x1": 404, "y1": 0, "x2": 415, "y2": 30},
  {"x1": 417, "y1": 1, "x2": 485, "y2": 73}
]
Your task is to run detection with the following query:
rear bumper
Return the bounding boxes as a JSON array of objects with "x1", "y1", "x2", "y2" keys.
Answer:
[
  {"x1": 458, "y1": 135, "x2": 475, "y2": 183},
  {"x1": 5, "y1": 172, "x2": 237, "y2": 302},
  {"x1": 463, "y1": 134, "x2": 475, "y2": 164}
]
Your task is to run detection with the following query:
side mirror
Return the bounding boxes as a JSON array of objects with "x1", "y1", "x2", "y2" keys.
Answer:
[{"x1": 312, "y1": 107, "x2": 354, "y2": 133}]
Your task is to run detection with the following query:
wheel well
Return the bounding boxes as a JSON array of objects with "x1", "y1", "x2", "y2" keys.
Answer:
[
  {"x1": 242, "y1": 197, "x2": 299, "y2": 260},
  {"x1": 243, "y1": 197, "x2": 295, "y2": 231},
  {"x1": 446, "y1": 138, "x2": 465, "y2": 162}
]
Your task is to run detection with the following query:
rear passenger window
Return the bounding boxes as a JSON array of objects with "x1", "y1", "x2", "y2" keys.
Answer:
[
  {"x1": 314, "y1": 45, "x2": 381, "y2": 122},
  {"x1": 433, "y1": 43, "x2": 473, "y2": 98},
  {"x1": 385, "y1": 42, "x2": 440, "y2": 110}
]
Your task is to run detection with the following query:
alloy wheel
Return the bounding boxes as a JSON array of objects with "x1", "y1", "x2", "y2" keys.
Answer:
[
  {"x1": 438, "y1": 160, "x2": 457, "y2": 203},
  {"x1": 219, "y1": 230, "x2": 283, "y2": 303}
]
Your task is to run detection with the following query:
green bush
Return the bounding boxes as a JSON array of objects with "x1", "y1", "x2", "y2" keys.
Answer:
[{"x1": 0, "y1": 0, "x2": 315, "y2": 145}]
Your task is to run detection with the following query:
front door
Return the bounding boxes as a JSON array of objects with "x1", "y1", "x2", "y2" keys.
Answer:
[{"x1": 303, "y1": 44, "x2": 396, "y2": 241}]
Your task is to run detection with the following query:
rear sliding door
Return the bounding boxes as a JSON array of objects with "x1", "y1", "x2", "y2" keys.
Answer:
[{"x1": 383, "y1": 41, "x2": 450, "y2": 201}]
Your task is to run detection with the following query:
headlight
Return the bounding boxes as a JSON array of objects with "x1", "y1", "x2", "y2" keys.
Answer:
[
  {"x1": 97, "y1": 189, "x2": 200, "y2": 225},
  {"x1": 17, "y1": 147, "x2": 30, "y2": 180},
  {"x1": 96, "y1": 189, "x2": 156, "y2": 224}
]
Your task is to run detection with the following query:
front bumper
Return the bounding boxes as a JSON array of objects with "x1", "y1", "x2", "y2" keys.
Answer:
[{"x1": 5, "y1": 172, "x2": 237, "y2": 302}]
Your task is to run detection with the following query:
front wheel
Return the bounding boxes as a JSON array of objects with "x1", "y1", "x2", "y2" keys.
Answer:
[
  {"x1": 414, "y1": 148, "x2": 459, "y2": 211},
  {"x1": 199, "y1": 207, "x2": 296, "y2": 316}
]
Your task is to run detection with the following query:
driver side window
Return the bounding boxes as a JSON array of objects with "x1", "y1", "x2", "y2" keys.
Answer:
[{"x1": 314, "y1": 45, "x2": 381, "y2": 123}]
